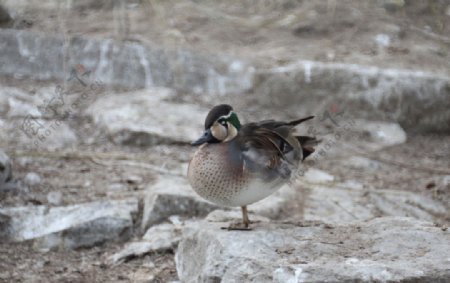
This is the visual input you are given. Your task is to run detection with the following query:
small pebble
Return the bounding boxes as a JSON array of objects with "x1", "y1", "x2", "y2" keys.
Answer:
[
  {"x1": 24, "y1": 172, "x2": 41, "y2": 186},
  {"x1": 47, "y1": 191, "x2": 63, "y2": 206}
]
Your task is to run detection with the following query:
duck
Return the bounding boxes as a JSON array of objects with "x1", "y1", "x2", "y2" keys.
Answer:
[{"x1": 188, "y1": 104, "x2": 318, "y2": 230}]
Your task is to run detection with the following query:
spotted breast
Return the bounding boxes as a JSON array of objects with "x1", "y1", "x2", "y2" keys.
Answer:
[{"x1": 187, "y1": 141, "x2": 286, "y2": 207}]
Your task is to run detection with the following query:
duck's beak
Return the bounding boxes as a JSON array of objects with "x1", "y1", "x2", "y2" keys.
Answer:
[{"x1": 191, "y1": 129, "x2": 214, "y2": 146}]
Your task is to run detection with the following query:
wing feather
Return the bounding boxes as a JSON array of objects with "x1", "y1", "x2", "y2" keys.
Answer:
[{"x1": 236, "y1": 116, "x2": 317, "y2": 181}]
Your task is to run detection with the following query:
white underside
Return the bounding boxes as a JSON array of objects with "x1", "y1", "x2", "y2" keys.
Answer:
[{"x1": 226, "y1": 178, "x2": 285, "y2": 207}]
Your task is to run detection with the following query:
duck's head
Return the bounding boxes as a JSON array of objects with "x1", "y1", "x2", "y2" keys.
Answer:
[{"x1": 192, "y1": 104, "x2": 242, "y2": 146}]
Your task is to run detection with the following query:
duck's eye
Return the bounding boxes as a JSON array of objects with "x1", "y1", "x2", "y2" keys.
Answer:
[{"x1": 218, "y1": 119, "x2": 227, "y2": 126}]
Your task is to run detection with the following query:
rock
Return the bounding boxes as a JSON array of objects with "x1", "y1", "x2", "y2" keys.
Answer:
[
  {"x1": 0, "y1": 85, "x2": 78, "y2": 119},
  {"x1": 29, "y1": 120, "x2": 78, "y2": 149},
  {"x1": 0, "y1": 198, "x2": 138, "y2": 250},
  {"x1": 23, "y1": 172, "x2": 41, "y2": 186},
  {"x1": 108, "y1": 242, "x2": 158, "y2": 265},
  {"x1": 46, "y1": 191, "x2": 63, "y2": 205},
  {"x1": 141, "y1": 177, "x2": 219, "y2": 231},
  {"x1": 6, "y1": 97, "x2": 41, "y2": 118},
  {"x1": 108, "y1": 183, "x2": 127, "y2": 191},
  {"x1": 253, "y1": 60, "x2": 450, "y2": 133},
  {"x1": 109, "y1": 223, "x2": 183, "y2": 264},
  {"x1": 443, "y1": 175, "x2": 450, "y2": 186},
  {"x1": 176, "y1": 217, "x2": 450, "y2": 283},
  {"x1": 302, "y1": 168, "x2": 334, "y2": 183},
  {"x1": 309, "y1": 120, "x2": 407, "y2": 160},
  {"x1": 304, "y1": 186, "x2": 447, "y2": 224},
  {"x1": 374, "y1": 33, "x2": 391, "y2": 48},
  {"x1": 0, "y1": 29, "x2": 254, "y2": 95},
  {"x1": 0, "y1": 149, "x2": 12, "y2": 186},
  {"x1": 86, "y1": 88, "x2": 207, "y2": 145},
  {"x1": 342, "y1": 156, "x2": 381, "y2": 171},
  {"x1": 0, "y1": 86, "x2": 82, "y2": 151},
  {"x1": 142, "y1": 222, "x2": 182, "y2": 243},
  {"x1": 0, "y1": 86, "x2": 46, "y2": 118},
  {"x1": 6, "y1": 118, "x2": 77, "y2": 149},
  {"x1": 353, "y1": 120, "x2": 407, "y2": 149}
]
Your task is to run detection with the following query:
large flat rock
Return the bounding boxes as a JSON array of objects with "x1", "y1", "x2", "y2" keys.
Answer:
[
  {"x1": 297, "y1": 170, "x2": 447, "y2": 224},
  {"x1": 253, "y1": 60, "x2": 450, "y2": 133},
  {"x1": 176, "y1": 217, "x2": 450, "y2": 283},
  {"x1": 141, "y1": 177, "x2": 219, "y2": 231},
  {"x1": 303, "y1": 185, "x2": 447, "y2": 224},
  {"x1": 86, "y1": 88, "x2": 207, "y2": 145},
  {"x1": 0, "y1": 29, "x2": 254, "y2": 95},
  {"x1": 0, "y1": 86, "x2": 79, "y2": 149},
  {"x1": 0, "y1": 198, "x2": 138, "y2": 250}
]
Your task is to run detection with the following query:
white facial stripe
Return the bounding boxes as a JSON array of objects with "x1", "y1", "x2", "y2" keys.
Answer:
[{"x1": 218, "y1": 111, "x2": 234, "y2": 120}]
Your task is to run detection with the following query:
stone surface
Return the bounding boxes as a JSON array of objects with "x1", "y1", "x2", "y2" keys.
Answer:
[
  {"x1": 0, "y1": 86, "x2": 79, "y2": 149},
  {"x1": 0, "y1": 86, "x2": 40, "y2": 118},
  {"x1": 306, "y1": 119, "x2": 407, "y2": 161},
  {"x1": 108, "y1": 242, "x2": 160, "y2": 265},
  {"x1": 0, "y1": 29, "x2": 254, "y2": 95},
  {"x1": 6, "y1": 96, "x2": 41, "y2": 118},
  {"x1": 46, "y1": 191, "x2": 63, "y2": 206},
  {"x1": 141, "y1": 177, "x2": 219, "y2": 230},
  {"x1": 142, "y1": 222, "x2": 181, "y2": 243},
  {"x1": 176, "y1": 217, "x2": 450, "y2": 283},
  {"x1": 23, "y1": 172, "x2": 41, "y2": 186},
  {"x1": 342, "y1": 155, "x2": 381, "y2": 171},
  {"x1": 1, "y1": 0, "x2": 113, "y2": 13},
  {"x1": 26, "y1": 119, "x2": 78, "y2": 149},
  {"x1": 0, "y1": 85, "x2": 75, "y2": 119},
  {"x1": 254, "y1": 60, "x2": 450, "y2": 133},
  {"x1": 109, "y1": 223, "x2": 183, "y2": 264},
  {"x1": 352, "y1": 120, "x2": 407, "y2": 150},
  {"x1": 0, "y1": 119, "x2": 77, "y2": 150},
  {"x1": 303, "y1": 185, "x2": 447, "y2": 224},
  {"x1": 1, "y1": 29, "x2": 449, "y2": 133},
  {"x1": 0, "y1": 198, "x2": 138, "y2": 250},
  {"x1": 303, "y1": 168, "x2": 334, "y2": 183},
  {"x1": 86, "y1": 88, "x2": 207, "y2": 145}
]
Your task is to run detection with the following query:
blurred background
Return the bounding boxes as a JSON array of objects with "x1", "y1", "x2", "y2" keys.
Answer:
[{"x1": 0, "y1": 0, "x2": 449, "y2": 282}]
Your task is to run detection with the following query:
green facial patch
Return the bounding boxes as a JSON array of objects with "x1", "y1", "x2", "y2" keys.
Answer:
[{"x1": 227, "y1": 112, "x2": 241, "y2": 130}]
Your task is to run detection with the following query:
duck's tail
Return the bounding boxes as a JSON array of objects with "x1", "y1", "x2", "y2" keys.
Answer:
[
  {"x1": 288, "y1": 116, "x2": 315, "y2": 126},
  {"x1": 284, "y1": 115, "x2": 319, "y2": 160}
]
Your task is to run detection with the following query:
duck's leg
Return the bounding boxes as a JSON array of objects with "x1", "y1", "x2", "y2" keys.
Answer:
[
  {"x1": 241, "y1": 205, "x2": 250, "y2": 228},
  {"x1": 221, "y1": 206, "x2": 252, "y2": 231}
]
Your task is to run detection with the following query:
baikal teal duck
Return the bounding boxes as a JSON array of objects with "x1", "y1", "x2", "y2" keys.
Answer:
[{"x1": 188, "y1": 104, "x2": 319, "y2": 230}]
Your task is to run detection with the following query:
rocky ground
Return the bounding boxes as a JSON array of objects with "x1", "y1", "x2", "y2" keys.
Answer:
[{"x1": 0, "y1": 1, "x2": 450, "y2": 282}]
